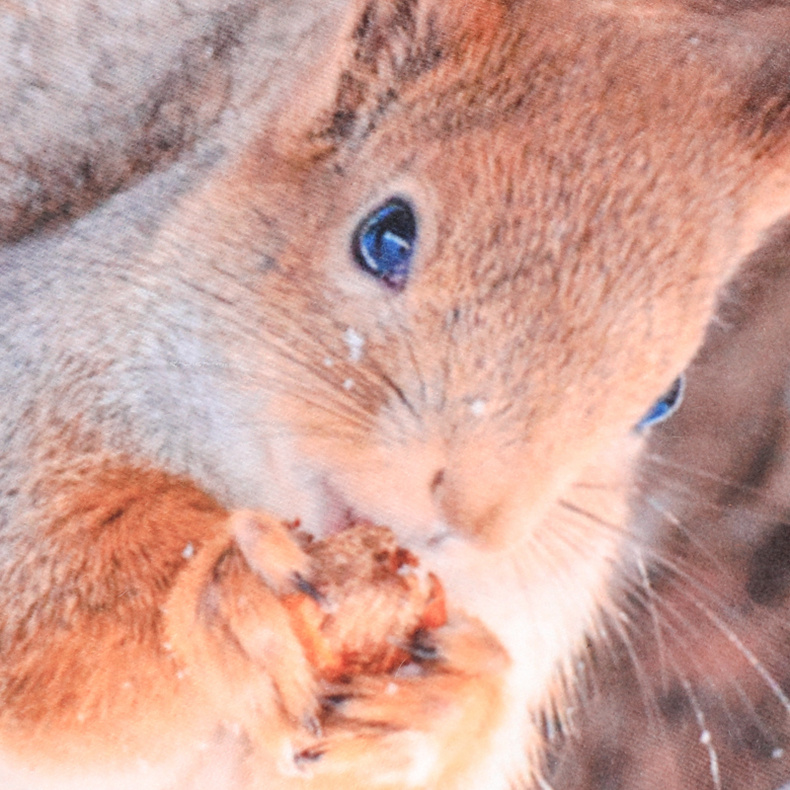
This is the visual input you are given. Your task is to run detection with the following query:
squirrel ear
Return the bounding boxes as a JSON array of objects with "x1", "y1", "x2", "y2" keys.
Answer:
[
  {"x1": 723, "y1": 8, "x2": 790, "y2": 262},
  {"x1": 273, "y1": 0, "x2": 447, "y2": 151},
  {"x1": 270, "y1": 0, "x2": 505, "y2": 151},
  {"x1": 314, "y1": 0, "x2": 446, "y2": 145}
]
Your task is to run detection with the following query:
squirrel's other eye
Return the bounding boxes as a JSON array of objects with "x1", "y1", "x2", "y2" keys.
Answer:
[
  {"x1": 636, "y1": 376, "x2": 685, "y2": 431},
  {"x1": 352, "y1": 198, "x2": 417, "y2": 290}
]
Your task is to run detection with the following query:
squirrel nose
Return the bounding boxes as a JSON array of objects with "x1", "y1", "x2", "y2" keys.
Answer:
[{"x1": 429, "y1": 464, "x2": 509, "y2": 549}]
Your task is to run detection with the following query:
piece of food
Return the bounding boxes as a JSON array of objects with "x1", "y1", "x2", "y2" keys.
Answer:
[{"x1": 282, "y1": 522, "x2": 447, "y2": 681}]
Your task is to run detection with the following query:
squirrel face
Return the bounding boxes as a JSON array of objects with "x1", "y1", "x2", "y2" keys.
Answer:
[{"x1": 167, "y1": 1, "x2": 789, "y2": 559}]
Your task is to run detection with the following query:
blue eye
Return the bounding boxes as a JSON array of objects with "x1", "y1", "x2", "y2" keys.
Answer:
[
  {"x1": 352, "y1": 198, "x2": 417, "y2": 290},
  {"x1": 637, "y1": 376, "x2": 685, "y2": 430}
]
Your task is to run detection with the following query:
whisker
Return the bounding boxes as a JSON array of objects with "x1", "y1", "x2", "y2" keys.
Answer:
[
  {"x1": 620, "y1": 562, "x2": 762, "y2": 710},
  {"x1": 398, "y1": 315, "x2": 430, "y2": 410},
  {"x1": 656, "y1": 568, "x2": 790, "y2": 718},
  {"x1": 634, "y1": 549, "x2": 671, "y2": 691},
  {"x1": 569, "y1": 481, "x2": 613, "y2": 492},
  {"x1": 534, "y1": 771, "x2": 558, "y2": 790},
  {"x1": 376, "y1": 366, "x2": 421, "y2": 422},
  {"x1": 614, "y1": 547, "x2": 790, "y2": 769},
  {"x1": 555, "y1": 491, "x2": 790, "y2": 762},
  {"x1": 635, "y1": 468, "x2": 781, "y2": 526},
  {"x1": 641, "y1": 451, "x2": 785, "y2": 509},
  {"x1": 599, "y1": 605, "x2": 665, "y2": 729},
  {"x1": 640, "y1": 494, "x2": 731, "y2": 575},
  {"x1": 681, "y1": 676, "x2": 722, "y2": 790},
  {"x1": 538, "y1": 513, "x2": 668, "y2": 728},
  {"x1": 625, "y1": 556, "x2": 790, "y2": 719},
  {"x1": 558, "y1": 496, "x2": 751, "y2": 623},
  {"x1": 611, "y1": 570, "x2": 770, "y2": 790}
]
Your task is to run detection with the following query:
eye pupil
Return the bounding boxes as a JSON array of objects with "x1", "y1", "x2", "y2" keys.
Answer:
[
  {"x1": 637, "y1": 376, "x2": 685, "y2": 430},
  {"x1": 353, "y1": 198, "x2": 417, "y2": 289}
]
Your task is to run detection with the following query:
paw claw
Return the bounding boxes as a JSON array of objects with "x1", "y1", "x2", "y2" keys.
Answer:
[
  {"x1": 321, "y1": 693, "x2": 351, "y2": 711},
  {"x1": 294, "y1": 746, "x2": 325, "y2": 766},
  {"x1": 408, "y1": 628, "x2": 439, "y2": 662},
  {"x1": 293, "y1": 572, "x2": 325, "y2": 604},
  {"x1": 303, "y1": 714, "x2": 323, "y2": 738}
]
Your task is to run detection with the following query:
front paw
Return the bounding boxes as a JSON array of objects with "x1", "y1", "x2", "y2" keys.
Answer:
[
  {"x1": 298, "y1": 615, "x2": 509, "y2": 789},
  {"x1": 165, "y1": 511, "x2": 320, "y2": 743}
]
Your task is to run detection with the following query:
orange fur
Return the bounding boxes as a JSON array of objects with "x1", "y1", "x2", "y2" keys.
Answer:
[{"x1": 0, "y1": 468, "x2": 225, "y2": 764}]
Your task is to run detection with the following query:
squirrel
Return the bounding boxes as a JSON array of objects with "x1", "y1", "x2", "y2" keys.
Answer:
[{"x1": 2, "y1": 0, "x2": 790, "y2": 788}]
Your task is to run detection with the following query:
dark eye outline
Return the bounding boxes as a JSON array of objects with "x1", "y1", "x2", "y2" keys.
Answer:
[
  {"x1": 351, "y1": 197, "x2": 417, "y2": 290},
  {"x1": 636, "y1": 375, "x2": 685, "y2": 431}
]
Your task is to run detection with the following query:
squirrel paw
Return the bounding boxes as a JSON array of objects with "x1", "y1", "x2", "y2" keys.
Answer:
[
  {"x1": 292, "y1": 615, "x2": 509, "y2": 789},
  {"x1": 165, "y1": 511, "x2": 320, "y2": 748}
]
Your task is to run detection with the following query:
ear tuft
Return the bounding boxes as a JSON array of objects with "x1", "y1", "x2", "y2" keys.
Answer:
[
  {"x1": 351, "y1": 0, "x2": 437, "y2": 78},
  {"x1": 317, "y1": 0, "x2": 445, "y2": 145},
  {"x1": 740, "y1": 42, "x2": 790, "y2": 150}
]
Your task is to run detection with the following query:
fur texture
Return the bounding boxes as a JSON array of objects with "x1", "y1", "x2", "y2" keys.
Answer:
[{"x1": 3, "y1": 1, "x2": 790, "y2": 788}]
